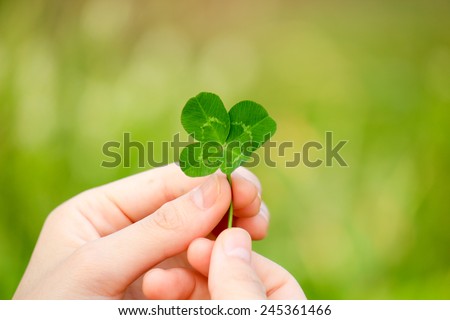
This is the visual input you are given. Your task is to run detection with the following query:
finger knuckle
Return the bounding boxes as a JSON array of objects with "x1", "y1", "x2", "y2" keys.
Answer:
[{"x1": 150, "y1": 202, "x2": 188, "y2": 232}]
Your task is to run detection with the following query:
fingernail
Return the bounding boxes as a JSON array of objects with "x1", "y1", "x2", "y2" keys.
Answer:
[
  {"x1": 192, "y1": 175, "x2": 220, "y2": 209},
  {"x1": 223, "y1": 229, "x2": 251, "y2": 263},
  {"x1": 259, "y1": 202, "x2": 270, "y2": 222}
]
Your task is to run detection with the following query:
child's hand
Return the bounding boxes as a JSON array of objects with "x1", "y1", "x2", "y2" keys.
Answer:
[{"x1": 14, "y1": 164, "x2": 268, "y2": 299}]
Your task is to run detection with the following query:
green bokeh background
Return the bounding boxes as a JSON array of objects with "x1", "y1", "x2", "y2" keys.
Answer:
[{"x1": 1, "y1": 0, "x2": 449, "y2": 299}]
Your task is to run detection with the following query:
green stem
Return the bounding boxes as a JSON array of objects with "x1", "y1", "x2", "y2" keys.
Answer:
[{"x1": 226, "y1": 173, "x2": 233, "y2": 228}]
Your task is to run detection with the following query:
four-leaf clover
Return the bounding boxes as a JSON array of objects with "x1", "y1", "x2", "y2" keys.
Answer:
[
  {"x1": 180, "y1": 92, "x2": 276, "y2": 177},
  {"x1": 179, "y1": 92, "x2": 276, "y2": 228}
]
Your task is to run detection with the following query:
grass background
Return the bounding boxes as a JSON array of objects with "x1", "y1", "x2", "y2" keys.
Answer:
[{"x1": 1, "y1": 0, "x2": 449, "y2": 299}]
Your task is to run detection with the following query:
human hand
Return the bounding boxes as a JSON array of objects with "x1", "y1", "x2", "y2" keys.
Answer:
[
  {"x1": 13, "y1": 164, "x2": 267, "y2": 299},
  {"x1": 144, "y1": 228, "x2": 306, "y2": 299}
]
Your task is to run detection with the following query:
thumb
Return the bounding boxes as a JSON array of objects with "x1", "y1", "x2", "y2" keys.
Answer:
[{"x1": 209, "y1": 228, "x2": 267, "y2": 299}]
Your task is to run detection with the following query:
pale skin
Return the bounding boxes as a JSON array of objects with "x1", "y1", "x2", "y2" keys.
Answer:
[{"x1": 14, "y1": 164, "x2": 306, "y2": 299}]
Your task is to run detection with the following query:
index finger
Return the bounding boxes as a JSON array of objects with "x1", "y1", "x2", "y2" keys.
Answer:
[{"x1": 70, "y1": 164, "x2": 262, "y2": 235}]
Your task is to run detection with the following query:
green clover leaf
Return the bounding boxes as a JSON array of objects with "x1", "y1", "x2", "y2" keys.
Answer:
[
  {"x1": 181, "y1": 92, "x2": 230, "y2": 144},
  {"x1": 221, "y1": 100, "x2": 276, "y2": 174},
  {"x1": 179, "y1": 91, "x2": 277, "y2": 228}
]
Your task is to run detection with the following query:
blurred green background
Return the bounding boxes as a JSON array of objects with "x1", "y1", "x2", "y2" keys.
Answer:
[{"x1": 1, "y1": 0, "x2": 449, "y2": 299}]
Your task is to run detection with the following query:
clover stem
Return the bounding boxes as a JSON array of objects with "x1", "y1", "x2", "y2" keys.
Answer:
[{"x1": 226, "y1": 173, "x2": 234, "y2": 228}]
